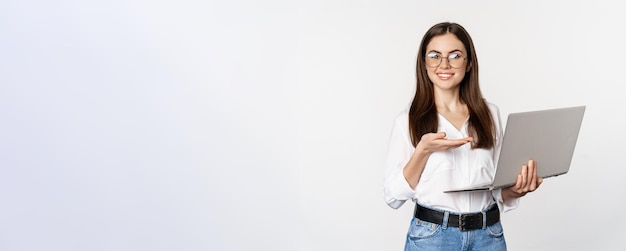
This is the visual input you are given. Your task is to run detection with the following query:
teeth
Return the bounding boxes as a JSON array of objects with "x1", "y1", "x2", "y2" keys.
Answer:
[{"x1": 438, "y1": 73, "x2": 452, "y2": 78}]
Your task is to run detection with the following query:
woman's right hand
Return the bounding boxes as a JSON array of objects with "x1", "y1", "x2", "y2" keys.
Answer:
[
  {"x1": 416, "y1": 132, "x2": 473, "y2": 154},
  {"x1": 403, "y1": 132, "x2": 473, "y2": 189}
]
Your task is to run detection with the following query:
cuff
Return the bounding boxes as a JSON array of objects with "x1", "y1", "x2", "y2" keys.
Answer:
[
  {"x1": 492, "y1": 188, "x2": 520, "y2": 213},
  {"x1": 384, "y1": 174, "x2": 416, "y2": 209}
]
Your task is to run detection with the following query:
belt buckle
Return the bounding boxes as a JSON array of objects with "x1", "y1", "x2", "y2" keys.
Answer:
[{"x1": 459, "y1": 214, "x2": 472, "y2": 232}]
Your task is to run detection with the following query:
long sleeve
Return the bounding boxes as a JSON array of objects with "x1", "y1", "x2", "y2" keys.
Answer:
[
  {"x1": 383, "y1": 116, "x2": 416, "y2": 209},
  {"x1": 492, "y1": 188, "x2": 519, "y2": 212}
]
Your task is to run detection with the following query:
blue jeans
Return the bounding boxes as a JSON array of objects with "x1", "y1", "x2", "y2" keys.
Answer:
[{"x1": 404, "y1": 210, "x2": 507, "y2": 251}]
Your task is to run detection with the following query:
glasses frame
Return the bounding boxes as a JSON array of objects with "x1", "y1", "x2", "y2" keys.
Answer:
[{"x1": 425, "y1": 52, "x2": 468, "y2": 69}]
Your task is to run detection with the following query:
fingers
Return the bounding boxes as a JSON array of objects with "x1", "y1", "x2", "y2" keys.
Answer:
[
  {"x1": 506, "y1": 174, "x2": 526, "y2": 198},
  {"x1": 420, "y1": 132, "x2": 446, "y2": 142},
  {"x1": 528, "y1": 159, "x2": 538, "y2": 191},
  {"x1": 514, "y1": 172, "x2": 523, "y2": 191},
  {"x1": 444, "y1": 137, "x2": 473, "y2": 147},
  {"x1": 426, "y1": 132, "x2": 472, "y2": 142},
  {"x1": 421, "y1": 132, "x2": 473, "y2": 152},
  {"x1": 433, "y1": 132, "x2": 447, "y2": 140},
  {"x1": 520, "y1": 164, "x2": 528, "y2": 191},
  {"x1": 503, "y1": 160, "x2": 544, "y2": 199},
  {"x1": 516, "y1": 159, "x2": 542, "y2": 195}
]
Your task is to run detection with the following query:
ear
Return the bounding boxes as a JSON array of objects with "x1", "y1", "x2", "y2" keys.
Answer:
[{"x1": 466, "y1": 61, "x2": 472, "y2": 72}]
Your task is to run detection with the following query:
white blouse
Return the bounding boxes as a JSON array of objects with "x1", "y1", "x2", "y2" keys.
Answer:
[{"x1": 383, "y1": 102, "x2": 519, "y2": 213}]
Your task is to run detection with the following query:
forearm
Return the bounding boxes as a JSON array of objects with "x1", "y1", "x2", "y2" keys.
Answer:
[{"x1": 403, "y1": 147, "x2": 431, "y2": 189}]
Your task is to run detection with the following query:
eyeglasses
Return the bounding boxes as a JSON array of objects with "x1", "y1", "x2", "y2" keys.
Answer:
[{"x1": 425, "y1": 52, "x2": 467, "y2": 68}]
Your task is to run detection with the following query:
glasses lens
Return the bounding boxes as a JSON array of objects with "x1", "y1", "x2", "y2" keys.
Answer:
[
  {"x1": 448, "y1": 53, "x2": 464, "y2": 68},
  {"x1": 425, "y1": 52, "x2": 441, "y2": 67}
]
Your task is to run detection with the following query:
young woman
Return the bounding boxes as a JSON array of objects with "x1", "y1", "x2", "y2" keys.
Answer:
[{"x1": 383, "y1": 22, "x2": 543, "y2": 251}]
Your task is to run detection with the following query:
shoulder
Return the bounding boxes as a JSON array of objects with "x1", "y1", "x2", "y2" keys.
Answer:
[
  {"x1": 389, "y1": 105, "x2": 412, "y2": 142},
  {"x1": 388, "y1": 105, "x2": 411, "y2": 138},
  {"x1": 392, "y1": 105, "x2": 410, "y2": 126}
]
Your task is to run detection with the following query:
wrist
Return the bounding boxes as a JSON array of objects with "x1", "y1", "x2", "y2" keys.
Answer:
[
  {"x1": 502, "y1": 187, "x2": 524, "y2": 200},
  {"x1": 414, "y1": 143, "x2": 431, "y2": 156},
  {"x1": 502, "y1": 187, "x2": 512, "y2": 200}
]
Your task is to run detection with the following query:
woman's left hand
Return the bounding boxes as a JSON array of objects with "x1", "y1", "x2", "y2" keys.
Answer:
[{"x1": 503, "y1": 159, "x2": 543, "y2": 199}]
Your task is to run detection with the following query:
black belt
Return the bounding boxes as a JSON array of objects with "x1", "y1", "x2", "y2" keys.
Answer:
[{"x1": 414, "y1": 203, "x2": 500, "y2": 231}]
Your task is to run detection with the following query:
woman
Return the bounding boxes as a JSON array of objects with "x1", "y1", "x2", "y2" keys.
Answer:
[{"x1": 383, "y1": 22, "x2": 543, "y2": 251}]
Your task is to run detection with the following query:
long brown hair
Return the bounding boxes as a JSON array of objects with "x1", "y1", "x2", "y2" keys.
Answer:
[{"x1": 409, "y1": 22, "x2": 495, "y2": 149}]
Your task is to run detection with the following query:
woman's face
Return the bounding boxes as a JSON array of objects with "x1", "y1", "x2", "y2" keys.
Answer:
[{"x1": 424, "y1": 33, "x2": 471, "y2": 92}]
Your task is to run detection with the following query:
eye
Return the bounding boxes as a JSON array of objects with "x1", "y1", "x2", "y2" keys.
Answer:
[
  {"x1": 449, "y1": 53, "x2": 462, "y2": 59},
  {"x1": 427, "y1": 52, "x2": 440, "y2": 59}
]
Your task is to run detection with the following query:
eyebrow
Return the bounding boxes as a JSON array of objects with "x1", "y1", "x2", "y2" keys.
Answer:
[{"x1": 427, "y1": 49, "x2": 464, "y2": 54}]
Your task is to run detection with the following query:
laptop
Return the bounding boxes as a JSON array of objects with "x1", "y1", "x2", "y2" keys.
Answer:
[{"x1": 444, "y1": 105, "x2": 586, "y2": 193}]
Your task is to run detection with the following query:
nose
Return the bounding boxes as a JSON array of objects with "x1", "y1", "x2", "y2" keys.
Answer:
[{"x1": 439, "y1": 57, "x2": 451, "y2": 69}]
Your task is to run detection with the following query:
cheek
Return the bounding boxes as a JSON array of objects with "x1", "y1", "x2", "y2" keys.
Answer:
[
  {"x1": 426, "y1": 69, "x2": 438, "y2": 80},
  {"x1": 456, "y1": 71, "x2": 467, "y2": 80}
]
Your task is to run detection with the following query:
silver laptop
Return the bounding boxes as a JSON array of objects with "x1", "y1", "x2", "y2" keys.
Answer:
[{"x1": 445, "y1": 106, "x2": 586, "y2": 193}]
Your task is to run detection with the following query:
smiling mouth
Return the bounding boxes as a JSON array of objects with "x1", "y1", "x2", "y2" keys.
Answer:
[{"x1": 437, "y1": 73, "x2": 453, "y2": 79}]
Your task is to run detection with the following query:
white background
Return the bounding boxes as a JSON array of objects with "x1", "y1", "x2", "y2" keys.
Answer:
[{"x1": 1, "y1": 0, "x2": 624, "y2": 250}]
